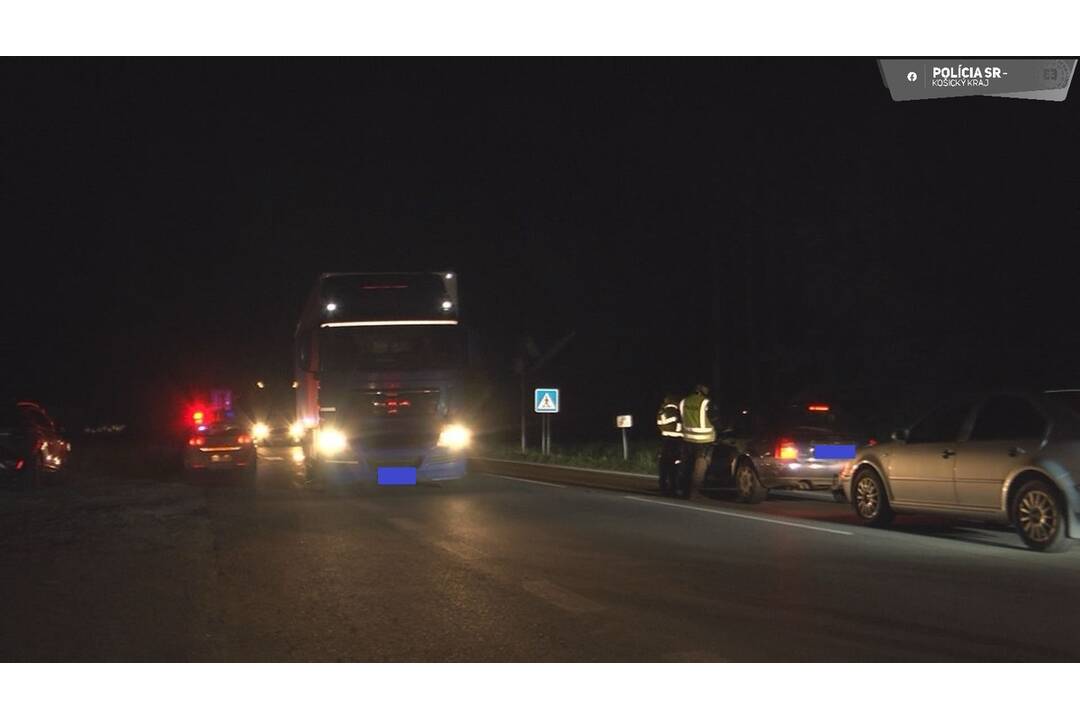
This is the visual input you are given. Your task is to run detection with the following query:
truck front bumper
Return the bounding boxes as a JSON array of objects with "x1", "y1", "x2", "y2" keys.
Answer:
[{"x1": 316, "y1": 447, "x2": 466, "y2": 483}]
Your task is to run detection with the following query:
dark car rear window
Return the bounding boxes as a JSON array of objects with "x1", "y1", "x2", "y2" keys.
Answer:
[
  {"x1": 776, "y1": 406, "x2": 861, "y2": 436},
  {"x1": 1045, "y1": 390, "x2": 1080, "y2": 416}
]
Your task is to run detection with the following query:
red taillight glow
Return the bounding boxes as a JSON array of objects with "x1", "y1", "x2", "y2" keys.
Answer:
[
  {"x1": 807, "y1": 404, "x2": 830, "y2": 413},
  {"x1": 238, "y1": 434, "x2": 252, "y2": 444},
  {"x1": 192, "y1": 410, "x2": 205, "y2": 424},
  {"x1": 867, "y1": 438, "x2": 878, "y2": 446},
  {"x1": 775, "y1": 439, "x2": 799, "y2": 460},
  {"x1": 15, "y1": 459, "x2": 25, "y2": 471},
  {"x1": 188, "y1": 436, "x2": 205, "y2": 447}
]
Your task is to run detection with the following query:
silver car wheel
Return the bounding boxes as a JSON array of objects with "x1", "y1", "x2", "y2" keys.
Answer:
[
  {"x1": 855, "y1": 475, "x2": 879, "y2": 519},
  {"x1": 1018, "y1": 490, "x2": 1058, "y2": 543}
]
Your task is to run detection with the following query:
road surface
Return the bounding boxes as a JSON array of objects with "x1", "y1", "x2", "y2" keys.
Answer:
[{"x1": 2, "y1": 445, "x2": 1078, "y2": 660}]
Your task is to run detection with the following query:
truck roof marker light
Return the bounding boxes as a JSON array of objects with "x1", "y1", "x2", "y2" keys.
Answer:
[
  {"x1": 320, "y1": 320, "x2": 459, "y2": 328},
  {"x1": 807, "y1": 404, "x2": 830, "y2": 412}
]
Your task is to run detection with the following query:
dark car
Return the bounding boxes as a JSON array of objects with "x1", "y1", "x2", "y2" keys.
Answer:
[
  {"x1": 183, "y1": 420, "x2": 256, "y2": 475},
  {"x1": 0, "y1": 401, "x2": 71, "y2": 487},
  {"x1": 706, "y1": 402, "x2": 875, "y2": 503}
]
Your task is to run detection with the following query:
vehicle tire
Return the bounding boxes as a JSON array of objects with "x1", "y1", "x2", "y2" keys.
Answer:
[
  {"x1": 1012, "y1": 479, "x2": 1071, "y2": 553},
  {"x1": 852, "y1": 467, "x2": 894, "y2": 527},
  {"x1": 734, "y1": 461, "x2": 767, "y2": 504}
]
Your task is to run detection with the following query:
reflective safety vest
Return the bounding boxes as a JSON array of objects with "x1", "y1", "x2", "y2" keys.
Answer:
[
  {"x1": 656, "y1": 402, "x2": 683, "y2": 438},
  {"x1": 679, "y1": 392, "x2": 715, "y2": 443}
]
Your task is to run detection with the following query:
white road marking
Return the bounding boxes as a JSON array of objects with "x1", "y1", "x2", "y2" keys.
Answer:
[
  {"x1": 325, "y1": 459, "x2": 360, "y2": 465},
  {"x1": 624, "y1": 496, "x2": 853, "y2": 536},
  {"x1": 260, "y1": 456, "x2": 284, "y2": 462},
  {"x1": 436, "y1": 540, "x2": 484, "y2": 562},
  {"x1": 494, "y1": 475, "x2": 566, "y2": 489},
  {"x1": 521, "y1": 579, "x2": 603, "y2": 613}
]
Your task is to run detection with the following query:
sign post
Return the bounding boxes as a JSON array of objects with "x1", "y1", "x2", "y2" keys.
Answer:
[
  {"x1": 616, "y1": 415, "x2": 633, "y2": 461},
  {"x1": 534, "y1": 388, "x2": 559, "y2": 457}
]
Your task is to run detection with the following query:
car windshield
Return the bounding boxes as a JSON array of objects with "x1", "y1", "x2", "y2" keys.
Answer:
[{"x1": 320, "y1": 325, "x2": 464, "y2": 372}]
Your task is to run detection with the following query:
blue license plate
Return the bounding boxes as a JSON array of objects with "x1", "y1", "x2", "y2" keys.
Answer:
[
  {"x1": 377, "y1": 466, "x2": 417, "y2": 485},
  {"x1": 813, "y1": 444, "x2": 856, "y2": 460}
]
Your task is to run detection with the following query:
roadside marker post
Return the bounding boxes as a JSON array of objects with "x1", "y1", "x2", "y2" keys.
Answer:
[{"x1": 616, "y1": 415, "x2": 633, "y2": 460}]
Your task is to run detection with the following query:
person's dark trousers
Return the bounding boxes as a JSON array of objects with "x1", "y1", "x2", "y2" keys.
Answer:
[
  {"x1": 678, "y1": 442, "x2": 714, "y2": 498},
  {"x1": 657, "y1": 437, "x2": 682, "y2": 496}
]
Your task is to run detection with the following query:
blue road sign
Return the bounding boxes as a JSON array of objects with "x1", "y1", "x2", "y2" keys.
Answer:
[{"x1": 534, "y1": 388, "x2": 560, "y2": 413}]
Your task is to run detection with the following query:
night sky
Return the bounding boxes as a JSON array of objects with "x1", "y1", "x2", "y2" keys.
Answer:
[{"x1": 2, "y1": 60, "x2": 1077, "y2": 439}]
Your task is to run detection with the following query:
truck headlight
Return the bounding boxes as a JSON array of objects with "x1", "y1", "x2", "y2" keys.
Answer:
[
  {"x1": 317, "y1": 427, "x2": 348, "y2": 456},
  {"x1": 288, "y1": 421, "x2": 305, "y2": 442},
  {"x1": 438, "y1": 424, "x2": 472, "y2": 451},
  {"x1": 252, "y1": 422, "x2": 270, "y2": 442}
]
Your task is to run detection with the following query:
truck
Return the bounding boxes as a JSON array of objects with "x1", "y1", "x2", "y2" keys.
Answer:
[{"x1": 294, "y1": 271, "x2": 470, "y2": 485}]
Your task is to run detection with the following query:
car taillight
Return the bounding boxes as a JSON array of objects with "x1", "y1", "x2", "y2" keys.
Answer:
[
  {"x1": 807, "y1": 404, "x2": 830, "y2": 412},
  {"x1": 775, "y1": 439, "x2": 798, "y2": 460},
  {"x1": 188, "y1": 436, "x2": 205, "y2": 447},
  {"x1": 15, "y1": 459, "x2": 24, "y2": 470},
  {"x1": 867, "y1": 438, "x2": 878, "y2": 447},
  {"x1": 238, "y1": 434, "x2": 252, "y2": 444}
]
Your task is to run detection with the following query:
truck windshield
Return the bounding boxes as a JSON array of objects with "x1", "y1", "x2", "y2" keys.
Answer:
[{"x1": 320, "y1": 326, "x2": 464, "y2": 372}]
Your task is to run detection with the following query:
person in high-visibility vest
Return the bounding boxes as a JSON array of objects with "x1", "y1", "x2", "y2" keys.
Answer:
[
  {"x1": 655, "y1": 393, "x2": 683, "y2": 496},
  {"x1": 678, "y1": 384, "x2": 716, "y2": 499}
]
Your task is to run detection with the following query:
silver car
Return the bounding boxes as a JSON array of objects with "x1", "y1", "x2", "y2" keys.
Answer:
[{"x1": 834, "y1": 390, "x2": 1080, "y2": 552}]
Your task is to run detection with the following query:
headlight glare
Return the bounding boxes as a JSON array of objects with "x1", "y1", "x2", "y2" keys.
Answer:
[
  {"x1": 288, "y1": 421, "x2": 305, "y2": 441},
  {"x1": 252, "y1": 422, "x2": 270, "y2": 442},
  {"x1": 317, "y1": 427, "x2": 348, "y2": 456},
  {"x1": 438, "y1": 423, "x2": 472, "y2": 451}
]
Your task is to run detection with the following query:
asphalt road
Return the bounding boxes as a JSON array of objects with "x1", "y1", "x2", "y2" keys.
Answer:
[{"x1": 3, "y1": 445, "x2": 1080, "y2": 661}]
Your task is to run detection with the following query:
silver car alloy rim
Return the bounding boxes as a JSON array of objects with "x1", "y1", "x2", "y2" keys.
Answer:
[
  {"x1": 1018, "y1": 490, "x2": 1058, "y2": 543},
  {"x1": 856, "y1": 476, "x2": 879, "y2": 518},
  {"x1": 737, "y1": 467, "x2": 754, "y2": 495}
]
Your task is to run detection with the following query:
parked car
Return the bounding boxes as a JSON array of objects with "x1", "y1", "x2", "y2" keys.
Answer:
[
  {"x1": 183, "y1": 420, "x2": 256, "y2": 474},
  {"x1": 834, "y1": 389, "x2": 1080, "y2": 552},
  {"x1": 708, "y1": 402, "x2": 874, "y2": 503},
  {"x1": 0, "y1": 401, "x2": 71, "y2": 487}
]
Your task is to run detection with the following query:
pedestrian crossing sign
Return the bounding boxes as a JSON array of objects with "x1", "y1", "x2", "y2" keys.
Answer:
[{"x1": 534, "y1": 388, "x2": 559, "y2": 413}]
